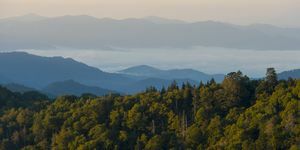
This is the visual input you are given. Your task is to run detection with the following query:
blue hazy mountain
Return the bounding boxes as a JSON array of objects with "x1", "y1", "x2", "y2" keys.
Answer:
[
  {"x1": 0, "y1": 52, "x2": 135, "y2": 92},
  {"x1": 1, "y1": 14, "x2": 300, "y2": 50},
  {"x1": 119, "y1": 65, "x2": 224, "y2": 82},
  {"x1": 2, "y1": 83, "x2": 36, "y2": 93},
  {"x1": 1, "y1": 81, "x2": 115, "y2": 97},
  {"x1": 119, "y1": 65, "x2": 161, "y2": 77},
  {"x1": 0, "y1": 52, "x2": 205, "y2": 94},
  {"x1": 2, "y1": 52, "x2": 298, "y2": 94},
  {"x1": 0, "y1": 74, "x2": 11, "y2": 84},
  {"x1": 42, "y1": 80, "x2": 115, "y2": 96},
  {"x1": 247, "y1": 24, "x2": 300, "y2": 40},
  {"x1": 278, "y1": 69, "x2": 300, "y2": 79}
]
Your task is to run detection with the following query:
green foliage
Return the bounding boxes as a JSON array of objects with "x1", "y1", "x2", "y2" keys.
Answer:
[{"x1": 0, "y1": 70, "x2": 299, "y2": 149}]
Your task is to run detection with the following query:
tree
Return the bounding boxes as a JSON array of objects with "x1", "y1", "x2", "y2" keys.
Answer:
[
  {"x1": 256, "y1": 68, "x2": 279, "y2": 96},
  {"x1": 221, "y1": 71, "x2": 251, "y2": 108},
  {"x1": 145, "y1": 135, "x2": 164, "y2": 150},
  {"x1": 185, "y1": 124, "x2": 203, "y2": 149},
  {"x1": 51, "y1": 129, "x2": 75, "y2": 150},
  {"x1": 265, "y1": 68, "x2": 278, "y2": 94},
  {"x1": 266, "y1": 68, "x2": 278, "y2": 86}
]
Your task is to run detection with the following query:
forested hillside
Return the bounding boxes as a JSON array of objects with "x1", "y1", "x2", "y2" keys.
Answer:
[{"x1": 0, "y1": 68, "x2": 299, "y2": 149}]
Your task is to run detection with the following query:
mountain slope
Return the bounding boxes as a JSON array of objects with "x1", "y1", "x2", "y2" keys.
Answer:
[
  {"x1": 0, "y1": 52, "x2": 203, "y2": 94},
  {"x1": 119, "y1": 65, "x2": 224, "y2": 82},
  {"x1": 0, "y1": 52, "x2": 134, "y2": 91},
  {"x1": 2, "y1": 83, "x2": 36, "y2": 93},
  {"x1": 1, "y1": 15, "x2": 300, "y2": 50},
  {"x1": 0, "y1": 74, "x2": 11, "y2": 84},
  {"x1": 119, "y1": 65, "x2": 162, "y2": 76},
  {"x1": 42, "y1": 80, "x2": 116, "y2": 96},
  {"x1": 3, "y1": 52, "x2": 298, "y2": 94},
  {"x1": 278, "y1": 69, "x2": 300, "y2": 79}
]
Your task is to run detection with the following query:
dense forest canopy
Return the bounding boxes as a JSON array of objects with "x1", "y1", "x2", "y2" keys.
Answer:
[{"x1": 0, "y1": 68, "x2": 299, "y2": 149}]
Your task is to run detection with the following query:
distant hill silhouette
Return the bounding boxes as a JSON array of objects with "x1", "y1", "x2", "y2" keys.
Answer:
[
  {"x1": 278, "y1": 69, "x2": 300, "y2": 79},
  {"x1": 0, "y1": 14, "x2": 48, "y2": 23},
  {"x1": 42, "y1": 80, "x2": 116, "y2": 96},
  {"x1": 0, "y1": 52, "x2": 227, "y2": 94},
  {"x1": 0, "y1": 74, "x2": 11, "y2": 84},
  {"x1": 0, "y1": 52, "x2": 134, "y2": 92},
  {"x1": 143, "y1": 16, "x2": 186, "y2": 24},
  {"x1": 1, "y1": 52, "x2": 297, "y2": 94},
  {"x1": 2, "y1": 83, "x2": 36, "y2": 93},
  {"x1": 1, "y1": 14, "x2": 300, "y2": 50},
  {"x1": 119, "y1": 65, "x2": 224, "y2": 82}
]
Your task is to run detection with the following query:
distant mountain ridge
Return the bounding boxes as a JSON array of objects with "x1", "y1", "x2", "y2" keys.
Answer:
[
  {"x1": 0, "y1": 81, "x2": 118, "y2": 97},
  {"x1": 119, "y1": 65, "x2": 224, "y2": 82},
  {"x1": 143, "y1": 16, "x2": 186, "y2": 24},
  {"x1": 0, "y1": 14, "x2": 48, "y2": 23},
  {"x1": 42, "y1": 80, "x2": 116, "y2": 96},
  {"x1": 2, "y1": 83, "x2": 36, "y2": 93},
  {"x1": 1, "y1": 14, "x2": 300, "y2": 50},
  {"x1": 0, "y1": 52, "x2": 222, "y2": 94},
  {"x1": 278, "y1": 69, "x2": 300, "y2": 79},
  {"x1": 0, "y1": 74, "x2": 11, "y2": 84},
  {"x1": 0, "y1": 52, "x2": 134, "y2": 91},
  {"x1": 1, "y1": 52, "x2": 299, "y2": 95}
]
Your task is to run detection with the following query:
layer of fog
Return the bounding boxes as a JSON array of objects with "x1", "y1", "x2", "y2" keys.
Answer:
[{"x1": 16, "y1": 47, "x2": 300, "y2": 78}]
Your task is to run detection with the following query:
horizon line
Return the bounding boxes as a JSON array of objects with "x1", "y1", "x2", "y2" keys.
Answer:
[{"x1": 0, "y1": 13, "x2": 295, "y2": 28}]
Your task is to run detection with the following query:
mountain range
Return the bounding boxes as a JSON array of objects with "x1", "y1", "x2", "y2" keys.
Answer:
[
  {"x1": 0, "y1": 52, "x2": 228, "y2": 95},
  {"x1": 0, "y1": 52, "x2": 299, "y2": 96},
  {"x1": 119, "y1": 65, "x2": 224, "y2": 82},
  {"x1": 1, "y1": 14, "x2": 300, "y2": 50},
  {"x1": 0, "y1": 52, "x2": 133, "y2": 91}
]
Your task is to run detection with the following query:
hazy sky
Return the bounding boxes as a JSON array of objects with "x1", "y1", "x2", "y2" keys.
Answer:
[{"x1": 1, "y1": 0, "x2": 300, "y2": 27}]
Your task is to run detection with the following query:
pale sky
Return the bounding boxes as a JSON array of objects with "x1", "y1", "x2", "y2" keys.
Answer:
[{"x1": 1, "y1": 0, "x2": 300, "y2": 27}]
